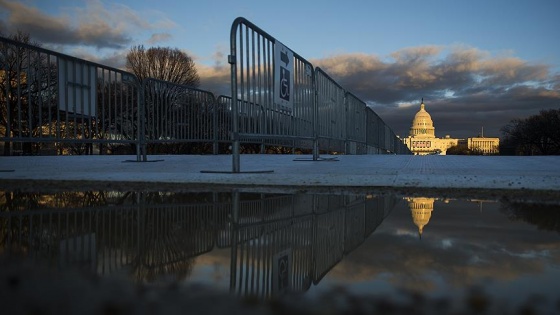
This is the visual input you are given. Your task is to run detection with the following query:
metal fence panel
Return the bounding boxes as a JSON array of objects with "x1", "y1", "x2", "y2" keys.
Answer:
[
  {"x1": 366, "y1": 107, "x2": 383, "y2": 150},
  {"x1": 345, "y1": 92, "x2": 367, "y2": 154},
  {"x1": 229, "y1": 17, "x2": 316, "y2": 171},
  {"x1": 315, "y1": 68, "x2": 346, "y2": 152},
  {"x1": 3, "y1": 18, "x2": 410, "y2": 159},
  {"x1": 140, "y1": 78, "x2": 217, "y2": 155},
  {"x1": 229, "y1": 18, "x2": 315, "y2": 139},
  {"x1": 0, "y1": 36, "x2": 140, "y2": 156},
  {"x1": 215, "y1": 95, "x2": 233, "y2": 142}
]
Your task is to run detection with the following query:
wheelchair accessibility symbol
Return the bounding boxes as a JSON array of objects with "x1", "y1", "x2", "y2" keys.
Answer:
[
  {"x1": 274, "y1": 41, "x2": 294, "y2": 111},
  {"x1": 277, "y1": 254, "x2": 289, "y2": 290},
  {"x1": 280, "y1": 67, "x2": 290, "y2": 102}
]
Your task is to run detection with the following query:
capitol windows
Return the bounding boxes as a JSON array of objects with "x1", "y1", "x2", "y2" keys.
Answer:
[{"x1": 413, "y1": 141, "x2": 431, "y2": 148}]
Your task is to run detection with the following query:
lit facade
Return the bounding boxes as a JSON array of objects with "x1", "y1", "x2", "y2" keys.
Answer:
[
  {"x1": 467, "y1": 137, "x2": 500, "y2": 154},
  {"x1": 401, "y1": 100, "x2": 499, "y2": 155}
]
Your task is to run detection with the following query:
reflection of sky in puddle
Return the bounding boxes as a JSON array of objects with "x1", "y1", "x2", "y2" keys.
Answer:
[
  {"x1": 1, "y1": 190, "x2": 559, "y2": 312},
  {"x1": 310, "y1": 197, "x2": 560, "y2": 310}
]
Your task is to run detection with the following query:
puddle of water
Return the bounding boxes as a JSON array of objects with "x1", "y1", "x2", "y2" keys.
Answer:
[{"x1": 1, "y1": 189, "x2": 559, "y2": 314}]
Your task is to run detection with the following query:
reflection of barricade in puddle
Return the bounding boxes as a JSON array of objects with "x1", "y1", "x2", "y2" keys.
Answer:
[
  {"x1": 229, "y1": 193, "x2": 396, "y2": 298},
  {"x1": 58, "y1": 233, "x2": 97, "y2": 270},
  {"x1": 0, "y1": 191, "x2": 396, "y2": 293}
]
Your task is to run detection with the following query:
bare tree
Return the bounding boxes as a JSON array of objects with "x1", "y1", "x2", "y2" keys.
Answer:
[
  {"x1": 501, "y1": 109, "x2": 560, "y2": 155},
  {"x1": 126, "y1": 46, "x2": 206, "y2": 154},
  {"x1": 1, "y1": 31, "x2": 58, "y2": 155},
  {"x1": 126, "y1": 45, "x2": 200, "y2": 87}
]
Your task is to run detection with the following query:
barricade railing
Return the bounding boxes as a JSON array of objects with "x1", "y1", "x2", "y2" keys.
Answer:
[
  {"x1": 215, "y1": 95, "x2": 314, "y2": 155},
  {"x1": 0, "y1": 36, "x2": 140, "y2": 156},
  {"x1": 228, "y1": 17, "x2": 316, "y2": 172},
  {"x1": 2, "y1": 20, "x2": 410, "y2": 161},
  {"x1": 227, "y1": 17, "x2": 410, "y2": 172},
  {"x1": 138, "y1": 78, "x2": 218, "y2": 160},
  {"x1": 215, "y1": 95, "x2": 234, "y2": 149},
  {"x1": 345, "y1": 92, "x2": 367, "y2": 154},
  {"x1": 365, "y1": 107, "x2": 381, "y2": 153},
  {"x1": 315, "y1": 67, "x2": 346, "y2": 153}
]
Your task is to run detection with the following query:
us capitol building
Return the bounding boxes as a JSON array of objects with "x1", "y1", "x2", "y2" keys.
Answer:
[{"x1": 400, "y1": 99, "x2": 499, "y2": 155}]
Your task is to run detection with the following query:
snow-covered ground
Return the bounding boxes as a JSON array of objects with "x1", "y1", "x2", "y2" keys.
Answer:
[{"x1": 1, "y1": 154, "x2": 559, "y2": 193}]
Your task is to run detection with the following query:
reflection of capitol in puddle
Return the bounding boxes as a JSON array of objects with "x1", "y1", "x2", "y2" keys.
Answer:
[
  {"x1": 406, "y1": 197, "x2": 434, "y2": 238},
  {"x1": 406, "y1": 197, "x2": 495, "y2": 238}
]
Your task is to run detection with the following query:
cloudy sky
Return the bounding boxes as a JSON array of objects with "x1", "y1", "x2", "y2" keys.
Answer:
[{"x1": 1, "y1": 0, "x2": 559, "y2": 138}]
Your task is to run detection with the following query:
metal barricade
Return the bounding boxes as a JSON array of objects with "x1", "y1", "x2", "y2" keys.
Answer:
[
  {"x1": 0, "y1": 36, "x2": 140, "y2": 156},
  {"x1": 365, "y1": 107, "x2": 381, "y2": 153},
  {"x1": 229, "y1": 17, "x2": 315, "y2": 172},
  {"x1": 139, "y1": 78, "x2": 217, "y2": 159},
  {"x1": 215, "y1": 95, "x2": 234, "y2": 152},
  {"x1": 377, "y1": 121, "x2": 387, "y2": 153},
  {"x1": 384, "y1": 126, "x2": 399, "y2": 153},
  {"x1": 2, "y1": 19, "x2": 411, "y2": 160},
  {"x1": 315, "y1": 67, "x2": 346, "y2": 153},
  {"x1": 345, "y1": 92, "x2": 367, "y2": 154}
]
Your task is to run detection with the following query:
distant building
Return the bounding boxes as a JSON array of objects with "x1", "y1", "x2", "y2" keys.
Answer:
[{"x1": 400, "y1": 99, "x2": 499, "y2": 155}]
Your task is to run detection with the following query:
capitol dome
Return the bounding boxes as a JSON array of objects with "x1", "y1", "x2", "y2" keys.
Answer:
[
  {"x1": 409, "y1": 99, "x2": 435, "y2": 138},
  {"x1": 407, "y1": 197, "x2": 434, "y2": 238}
]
